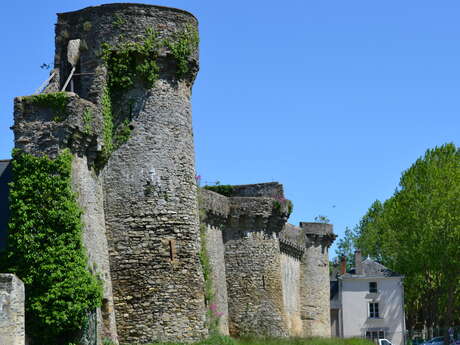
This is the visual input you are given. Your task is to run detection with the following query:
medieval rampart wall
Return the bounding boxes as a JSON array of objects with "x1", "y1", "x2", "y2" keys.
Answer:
[{"x1": 2, "y1": 4, "x2": 337, "y2": 343}]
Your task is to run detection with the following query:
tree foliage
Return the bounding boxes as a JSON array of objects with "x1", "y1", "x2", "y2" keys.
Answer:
[{"x1": 354, "y1": 143, "x2": 460, "y2": 331}]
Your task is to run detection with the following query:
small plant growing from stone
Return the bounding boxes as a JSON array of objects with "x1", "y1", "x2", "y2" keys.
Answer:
[
  {"x1": 82, "y1": 108, "x2": 93, "y2": 135},
  {"x1": 314, "y1": 215, "x2": 330, "y2": 223}
]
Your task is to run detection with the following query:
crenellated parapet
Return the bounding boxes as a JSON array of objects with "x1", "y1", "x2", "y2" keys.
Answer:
[
  {"x1": 279, "y1": 238, "x2": 304, "y2": 261},
  {"x1": 300, "y1": 222, "x2": 337, "y2": 249},
  {"x1": 199, "y1": 188, "x2": 230, "y2": 227}
]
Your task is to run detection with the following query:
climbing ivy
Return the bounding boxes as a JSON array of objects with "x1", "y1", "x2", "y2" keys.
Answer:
[
  {"x1": 97, "y1": 25, "x2": 199, "y2": 166},
  {"x1": 23, "y1": 92, "x2": 69, "y2": 121},
  {"x1": 102, "y1": 26, "x2": 199, "y2": 91},
  {"x1": 167, "y1": 25, "x2": 199, "y2": 79},
  {"x1": 1, "y1": 149, "x2": 102, "y2": 345},
  {"x1": 100, "y1": 87, "x2": 114, "y2": 163},
  {"x1": 101, "y1": 28, "x2": 161, "y2": 91},
  {"x1": 82, "y1": 108, "x2": 94, "y2": 135}
]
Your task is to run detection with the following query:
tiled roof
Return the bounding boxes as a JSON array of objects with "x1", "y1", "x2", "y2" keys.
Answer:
[{"x1": 342, "y1": 257, "x2": 402, "y2": 278}]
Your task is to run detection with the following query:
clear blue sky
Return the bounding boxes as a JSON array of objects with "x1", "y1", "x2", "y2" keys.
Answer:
[{"x1": 1, "y1": 1, "x2": 459, "y2": 258}]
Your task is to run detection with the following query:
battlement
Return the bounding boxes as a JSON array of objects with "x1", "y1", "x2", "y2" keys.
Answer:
[
  {"x1": 200, "y1": 183, "x2": 291, "y2": 233},
  {"x1": 300, "y1": 222, "x2": 336, "y2": 248},
  {"x1": 230, "y1": 182, "x2": 284, "y2": 198},
  {"x1": 300, "y1": 222, "x2": 333, "y2": 235}
]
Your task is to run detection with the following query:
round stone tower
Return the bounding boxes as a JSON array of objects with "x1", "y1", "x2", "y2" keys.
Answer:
[
  {"x1": 54, "y1": 4, "x2": 205, "y2": 344},
  {"x1": 299, "y1": 222, "x2": 336, "y2": 337}
]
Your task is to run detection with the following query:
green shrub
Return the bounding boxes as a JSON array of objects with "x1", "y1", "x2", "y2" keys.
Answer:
[
  {"x1": 166, "y1": 25, "x2": 199, "y2": 79},
  {"x1": 1, "y1": 149, "x2": 102, "y2": 344},
  {"x1": 203, "y1": 185, "x2": 235, "y2": 197}
]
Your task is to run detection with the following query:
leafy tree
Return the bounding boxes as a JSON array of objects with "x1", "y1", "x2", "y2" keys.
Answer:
[
  {"x1": 355, "y1": 143, "x2": 460, "y2": 334},
  {"x1": 334, "y1": 226, "x2": 358, "y2": 270}
]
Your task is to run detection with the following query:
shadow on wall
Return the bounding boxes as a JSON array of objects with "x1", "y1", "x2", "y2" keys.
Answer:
[{"x1": 0, "y1": 160, "x2": 11, "y2": 251}]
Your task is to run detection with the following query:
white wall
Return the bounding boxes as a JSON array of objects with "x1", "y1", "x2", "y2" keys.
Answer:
[{"x1": 341, "y1": 277, "x2": 405, "y2": 345}]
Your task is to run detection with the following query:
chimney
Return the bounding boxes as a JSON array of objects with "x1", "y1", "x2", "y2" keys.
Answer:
[
  {"x1": 340, "y1": 255, "x2": 347, "y2": 275},
  {"x1": 355, "y1": 250, "x2": 362, "y2": 275}
]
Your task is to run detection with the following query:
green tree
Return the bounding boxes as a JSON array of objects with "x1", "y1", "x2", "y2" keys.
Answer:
[
  {"x1": 334, "y1": 226, "x2": 358, "y2": 270},
  {"x1": 355, "y1": 143, "x2": 460, "y2": 334},
  {"x1": 355, "y1": 200, "x2": 384, "y2": 261}
]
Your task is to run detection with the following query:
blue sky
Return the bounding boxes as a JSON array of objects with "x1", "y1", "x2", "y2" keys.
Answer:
[{"x1": 1, "y1": 1, "x2": 459, "y2": 258}]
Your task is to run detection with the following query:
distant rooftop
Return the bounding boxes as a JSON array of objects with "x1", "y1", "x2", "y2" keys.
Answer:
[{"x1": 341, "y1": 257, "x2": 402, "y2": 278}]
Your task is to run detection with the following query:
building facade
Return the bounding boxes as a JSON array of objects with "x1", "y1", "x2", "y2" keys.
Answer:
[{"x1": 331, "y1": 252, "x2": 406, "y2": 345}]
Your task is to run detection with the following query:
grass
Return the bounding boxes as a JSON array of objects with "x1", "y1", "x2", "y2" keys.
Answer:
[{"x1": 122, "y1": 334, "x2": 373, "y2": 345}]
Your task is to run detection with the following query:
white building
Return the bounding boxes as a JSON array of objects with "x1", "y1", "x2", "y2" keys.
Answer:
[{"x1": 331, "y1": 251, "x2": 406, "y2": 345}]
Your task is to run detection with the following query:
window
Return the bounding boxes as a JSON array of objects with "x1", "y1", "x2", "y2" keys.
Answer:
[
  {"x1": 369, "y1": 303, "x2": 380, "y2": 318},
  {"x1": 366, "y1": 330, "x2": 385, "y2": 344},
  {"x1": 369, "y1": 282, "x2": 378, "y2": 293}
]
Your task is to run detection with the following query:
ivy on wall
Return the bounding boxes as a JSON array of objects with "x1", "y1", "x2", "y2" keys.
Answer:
[
  {"x1": 97, "y1": 25, "x2": 199, "y2": 166},
  {"x1": 1, "y1": 149, "x2": 102, "y2": 345},
  {"x1": 23, "y1": 92, "x2": 69, "y2": 121},
  {"x1": 101, "y1": 25, "x2": 199, "y2": 91}
]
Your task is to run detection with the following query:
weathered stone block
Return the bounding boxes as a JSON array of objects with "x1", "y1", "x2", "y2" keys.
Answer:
[{"x1": 0, "y1": 274, "x2": 25, "y2": 345}]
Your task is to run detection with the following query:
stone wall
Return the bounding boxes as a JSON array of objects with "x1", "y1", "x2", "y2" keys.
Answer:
[
  {"x1": 199, "y1": 186, "x2": 338, "y2": 339},
  {"x1": 0, "y1": 274, "x2": 25, "y2": 345},
  {"x1": 280, "y1": 252, "x2": 302, "y2": 336},
  {"x1": 230, "y1": 182, "x2": 284, "y2": 199},
  {"x1": 205, "y1": 224, "x2": 229, "y2": 335},
  {"x1": 224, "y1": 197, "x2": 290, "y2": 337},
  {"x1": 71, "y1": 156, "x2": 117, "y2": 342},
  {"x1": 299, "y1": 222, "x2": 336, "y2": 337}
]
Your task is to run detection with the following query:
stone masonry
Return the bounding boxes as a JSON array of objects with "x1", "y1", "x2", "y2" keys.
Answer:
[
  {"x1": 0, "y1": 274, "x2": 25, "y2": 345},
  {"x1": 0, "y1": 3, "x2": 336, "y2": 344},
  {"x1": 200, "y1": 183, "x2": 336, "y2": 338}
]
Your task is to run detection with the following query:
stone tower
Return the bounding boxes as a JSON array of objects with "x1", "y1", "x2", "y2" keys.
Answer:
[
  {"x1": 12, "y1": 3, "x2": 205, "y2": 344},
  {"x1": 299, "y1": 222, "x2": 336, "y2": 337}
]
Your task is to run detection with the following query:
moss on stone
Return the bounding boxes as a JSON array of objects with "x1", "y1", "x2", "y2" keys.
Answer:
[
  {"x1": 100, "y1": 87, "x2": 114, "y2": 162},
  {"x1": 83, "y1": 108, "x2": 94, "y2": 135},
  {"x1": 167, "y1": 25, "x2": 199, "y2": 79},
  {"x1": 24, "y1": 92, "x2": 69, "y2": 121},
  {"x1": 113, "y1": 118, "x2": 132, "y2": 150},
  {"x1": 204, "y1": 185, "x2": 234, "y2": 197},
  {"x1": 102, "y1": 25, "x2": 198, "y2": 91}
]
